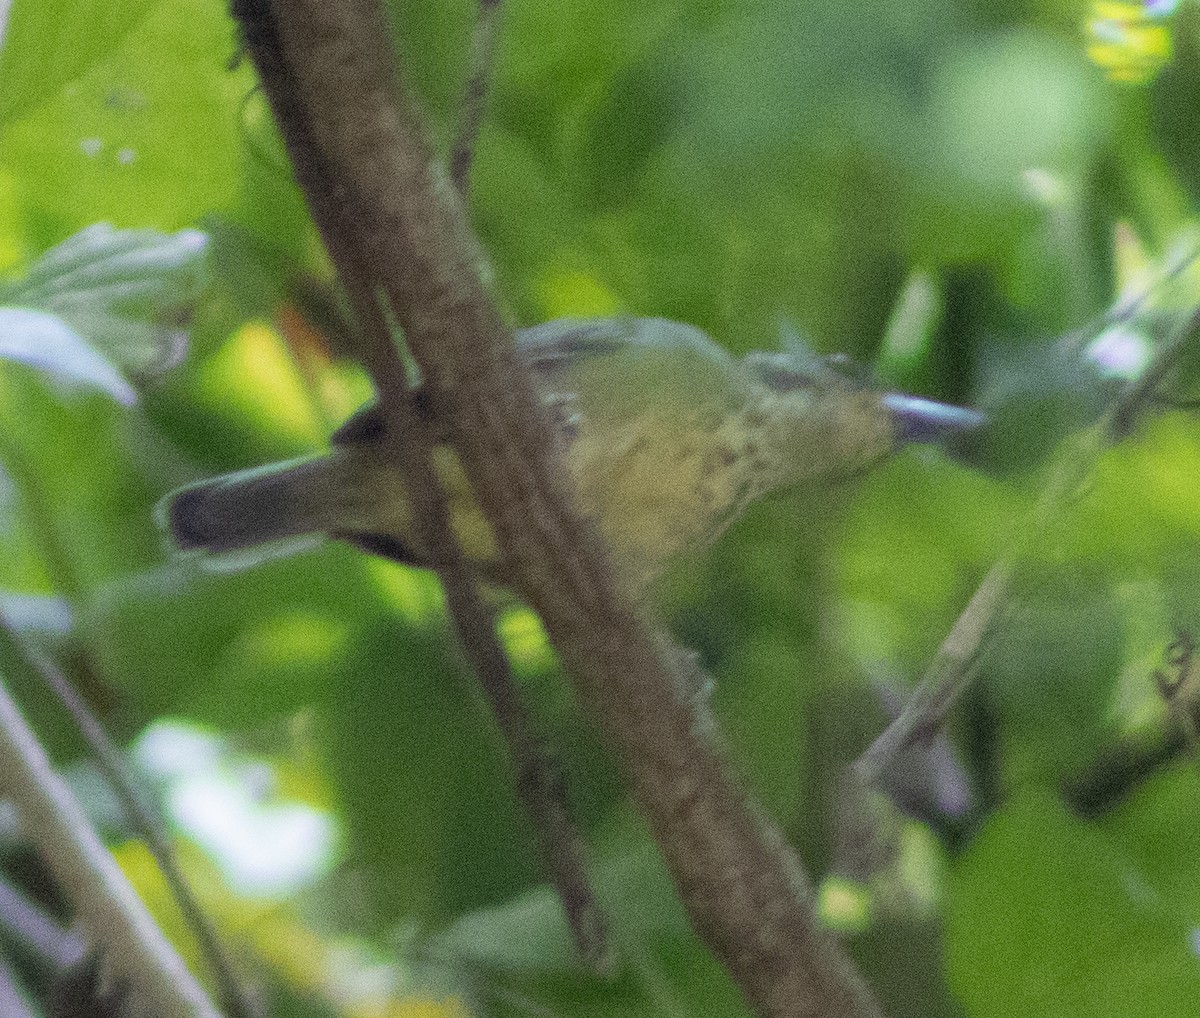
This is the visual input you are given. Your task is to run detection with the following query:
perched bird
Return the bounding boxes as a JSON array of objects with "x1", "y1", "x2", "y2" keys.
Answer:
[{"x1": 162, "y1": 317, "x2": 982, "y2": 590}]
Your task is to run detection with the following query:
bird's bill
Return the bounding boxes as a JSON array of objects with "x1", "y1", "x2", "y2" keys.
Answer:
[{"x1": 881, "y1": 393, "x2": 986, "y2": 445}]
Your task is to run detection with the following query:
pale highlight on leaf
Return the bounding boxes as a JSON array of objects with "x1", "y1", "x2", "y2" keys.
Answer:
[{"x1": 0, "y1": 223, "x2": 210, "y2": 393}]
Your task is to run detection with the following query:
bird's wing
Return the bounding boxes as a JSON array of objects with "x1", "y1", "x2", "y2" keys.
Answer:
[
  {"x1": 516, "y1": 317, "x2": 751, "y2": 426},
  {"x1": 330, "y1": 317, "x2": 751, "y2": 449}
]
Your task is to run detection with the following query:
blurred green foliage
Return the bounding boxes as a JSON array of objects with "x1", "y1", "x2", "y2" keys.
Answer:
[{"x1": 2, "y1": 0, "x2": 1200, "y2": 1015}]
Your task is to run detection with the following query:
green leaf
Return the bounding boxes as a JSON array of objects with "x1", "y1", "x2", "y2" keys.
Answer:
[
  {"x1": 322, "y1": 616, "x2": 542, "y2": 931},
  {"x1": 0, "y1": 0, "x2": 249, "y2": 237},
  {"x1": 0, "y1": 222, "x2": 210, "y2": 381},
  {"x1": 947, "y1": 790, "x2": 1200, "y2": 1017},
  {"x1": 80, "y1": 547, "x2": 380, "y2": 722},
  {"x1": 0, "y1": 306, "x2": 135, "y2": 403},
  {"x1": 1100, "y1": 764, "x2": 1200, "y2": 923},
  {"x1": 0, "y1": 0, "x2": 158, "y2": 127},
  {"x1": 434, "y1": 838, "x2": 750, "y2": 1017}
]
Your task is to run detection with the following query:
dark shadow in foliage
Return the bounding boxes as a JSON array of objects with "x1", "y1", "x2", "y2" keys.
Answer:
[{"x1": 49, "y1": 955, "x2": 129, "y2": 1018}]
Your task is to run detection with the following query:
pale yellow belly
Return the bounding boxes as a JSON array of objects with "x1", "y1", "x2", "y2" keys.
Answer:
[{"x1": 567, "y1": 410, "x2": 759, "y2": 586}]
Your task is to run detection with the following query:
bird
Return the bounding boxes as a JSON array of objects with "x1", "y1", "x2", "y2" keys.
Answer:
[{"x1": 161, "y1": 316, "x2": 983, "y2": 591}]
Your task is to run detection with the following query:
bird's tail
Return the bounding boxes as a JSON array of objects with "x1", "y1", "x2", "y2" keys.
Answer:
[{"x1": 158, "y1": 456, "x2": 347, "y2": 565}]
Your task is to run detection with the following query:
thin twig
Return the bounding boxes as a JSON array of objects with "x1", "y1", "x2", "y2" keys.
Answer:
[
  {"x1": 856, "y1": 302, "x2": 1200, "y2": 786},
  {"x1": 450, "y1": 0, "x2": 503, "y2": 194},
  {"x1": 1109, "y1": 303, "x2": 1200, "y2": 439},
  {"x1": 0, "y1": 672, "x2": 221, "y2": 1018},
  {"x1": 855, "y1": 561, "x2": 1011, "y2": 787},
  {"x1": 230, "y1": 1, "x2": 885, "y2": 1014},
  {"x1": 1062, "y1": 722, "x2": 1188, "y2": 818},
  {"x1": 0, "y1": 617, "x2": 258, "y2": 1018},
  {"x1": 1064, "y1": 629, "x2": 1200, "y2": 817},
  {"x1": 1056, "y1": 235, "x2": 1200, "y2": 359}
]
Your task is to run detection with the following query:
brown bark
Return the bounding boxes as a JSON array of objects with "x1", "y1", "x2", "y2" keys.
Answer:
[{"x1": 231, "y1": 3, "x2": 885, "y2": 1014}]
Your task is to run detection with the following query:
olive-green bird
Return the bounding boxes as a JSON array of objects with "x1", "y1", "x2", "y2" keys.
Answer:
[{"x1": 162, "y1": 317, "x2": 982, "y2": 589}]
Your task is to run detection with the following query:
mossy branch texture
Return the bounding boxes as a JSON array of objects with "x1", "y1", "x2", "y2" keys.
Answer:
[{"x1": 230, "y1": 1, "x2": 886, "y2": 1015}]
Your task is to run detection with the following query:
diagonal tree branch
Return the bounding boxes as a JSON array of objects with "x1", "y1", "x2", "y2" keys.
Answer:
[
  {"x1": 339, "y1": 276, "x2": 609, "y2": 968},
  {"x1": 0, "y1": 671, "x2": 221, "y2": 1018},
  {"x1": 0, "y1": 616, "x2": 257, "y2": 1017},
  {"x1": 230, "y1": 2, "x2": 886, "y2": 1015},
  {"x1": 232, "y1": 0, "x2": 607, "y2": 970}
]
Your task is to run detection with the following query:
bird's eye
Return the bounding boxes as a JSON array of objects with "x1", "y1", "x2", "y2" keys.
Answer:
[
  {"x1": 744, "y1": 352, "x2": 820, "y2": 392},
  {"x1": 746, "y1": 351, "x2": 876, "y2": 392}
]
